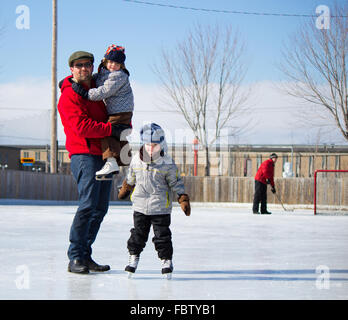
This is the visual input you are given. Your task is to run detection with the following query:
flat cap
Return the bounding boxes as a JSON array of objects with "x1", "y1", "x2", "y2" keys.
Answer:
[{"x1": 68, "y1": 51, "x2": 94, "y2": 67}]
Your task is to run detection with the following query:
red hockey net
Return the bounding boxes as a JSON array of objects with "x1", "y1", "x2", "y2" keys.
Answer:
[{"x1": 314, "y1": 170, "x2": 348, "y2": 215}]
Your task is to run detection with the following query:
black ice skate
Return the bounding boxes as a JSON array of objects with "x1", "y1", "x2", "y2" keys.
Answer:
[
  {"x1": 161, "y1": 259, "x2": 173, "y2": 280},
  {"x1": 125, "y1": 254, "x2": 140, "y2": 278}
]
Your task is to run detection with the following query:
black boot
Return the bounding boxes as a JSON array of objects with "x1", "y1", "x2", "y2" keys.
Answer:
[
  {"x1": 86, "y1": 258, "x2": 110, "y2": 272},
  {"x1": 261, "y1": 211, "x2": 272, "y2": 214},
  {"x1": 68, "y1": 259, "x2": 89, "y2": 274}
]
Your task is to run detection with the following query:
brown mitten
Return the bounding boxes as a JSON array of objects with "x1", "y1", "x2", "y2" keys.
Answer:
[
  {"x1": 178, "y1": 194, "x2": 191, "y2": 216},
  {"x1": 118, "y1": 180, "x2": 134, "y2": 200}
]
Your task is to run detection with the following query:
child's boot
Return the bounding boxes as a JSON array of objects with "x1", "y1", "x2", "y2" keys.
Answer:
[
  {"x1": 125, "y1": 254, "x2": 140, "y2": 278},
  {"x1": 161, "y1": 259, "x2": 173, "y2": 280}
]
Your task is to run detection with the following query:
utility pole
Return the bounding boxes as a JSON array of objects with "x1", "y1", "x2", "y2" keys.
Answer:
[{"x1": 50, "y1": 0, "x2": 57, "y2": 173}]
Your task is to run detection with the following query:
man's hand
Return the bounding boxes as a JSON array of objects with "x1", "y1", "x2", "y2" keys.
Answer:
[
  {"x1": 111, "y1": 124, "x2": 132, "y2": 139},
  {"x1": 271, "y1": 186, "x2": 276, "y2": 194},
  {"x1": 178, "y1": 194, "x2": 191, "y2": 216},
  {"x1": 71, "y1": 82, "x2": 89, "y2": 99}
]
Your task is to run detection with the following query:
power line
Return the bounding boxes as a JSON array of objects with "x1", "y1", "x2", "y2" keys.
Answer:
[{"x1": 123, "y1": 0, "x2": 348, "y2": 18}]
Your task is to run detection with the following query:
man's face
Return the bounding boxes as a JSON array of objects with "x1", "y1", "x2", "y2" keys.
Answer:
[{"x1": 70, "y1": 58, "x2": 93, "y2": 83}]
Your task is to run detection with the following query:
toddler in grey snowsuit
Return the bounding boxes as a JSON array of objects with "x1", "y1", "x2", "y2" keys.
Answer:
[
  {"x1": 118, "y1": 123, "x2": 191, "y2": 277},
  {"x1": 72, "y1": 45, "x2": 134, "y2": 179}
]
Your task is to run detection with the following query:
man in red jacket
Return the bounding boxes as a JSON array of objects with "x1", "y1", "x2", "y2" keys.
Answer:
[
  {"x1": 252, "y1": 153, "x2": 278, "y2": 214},
  {"x1": 58, "y1": 51, "x2": 130, "y2": 274}
]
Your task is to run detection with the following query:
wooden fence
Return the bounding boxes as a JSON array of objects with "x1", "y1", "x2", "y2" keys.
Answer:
[
  {"x1": 182, "y1": 176, "x2": 315, "y2": 205},
  {"x1": 0, "y1": 170, "x2": 347, "y2": 207}
]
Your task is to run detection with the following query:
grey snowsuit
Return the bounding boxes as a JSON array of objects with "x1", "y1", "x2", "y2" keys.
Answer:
[
  {"x1": 126, "y1": 151, "x2": 185, "y2": 215},
  {"x1": 125, "y1": 142, "x2": 185, "y2": 259}
]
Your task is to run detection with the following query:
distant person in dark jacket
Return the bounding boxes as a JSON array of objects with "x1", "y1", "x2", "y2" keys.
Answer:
[{"x1": 252, "y1": 153, "x2": 278, "y2": 214}]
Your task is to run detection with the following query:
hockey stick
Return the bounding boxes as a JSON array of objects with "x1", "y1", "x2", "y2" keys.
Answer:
[{"x1": 274, "y1": 192, "x2": 294, "y2": 212}]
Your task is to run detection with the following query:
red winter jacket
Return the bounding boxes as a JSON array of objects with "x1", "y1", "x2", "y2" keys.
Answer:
[
  {"x1": 58, "y1": 75, "x2": 112, "y2": 158},
  {"x1": 254, "y1": 158, "x2": 275, "y2": 187}
]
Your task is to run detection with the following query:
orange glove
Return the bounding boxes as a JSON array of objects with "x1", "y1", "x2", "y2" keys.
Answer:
[
  {"x1": 118, "y1": 180, "x2": 134, "y2": 200},
  {"x1": 178, "y1": 194, "x2": 191, "y2": 216}
]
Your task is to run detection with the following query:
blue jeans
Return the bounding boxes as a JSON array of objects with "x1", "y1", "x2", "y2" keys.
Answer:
[{"x1": 68, "y1": 154, "x2": 112, "y2": 261}]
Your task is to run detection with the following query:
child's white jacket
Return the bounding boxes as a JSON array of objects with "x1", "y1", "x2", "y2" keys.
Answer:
[{"x1": 126, "y1": 150, "x2": 185, "y2": 215}]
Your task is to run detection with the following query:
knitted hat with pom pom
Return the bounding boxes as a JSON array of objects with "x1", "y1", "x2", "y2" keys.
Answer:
[{"x1": 104, "y1": 45, "x2": 126, "y2": 64}]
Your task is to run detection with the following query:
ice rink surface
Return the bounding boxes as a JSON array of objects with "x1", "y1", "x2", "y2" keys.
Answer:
[{"x1": 0, "y1": 202, "x2": 348, "y2": 300}]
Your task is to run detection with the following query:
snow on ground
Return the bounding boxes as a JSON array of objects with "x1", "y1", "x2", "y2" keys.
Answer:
[{"x1": 0, "y1": 203, "x2": 347, "y2": 300}]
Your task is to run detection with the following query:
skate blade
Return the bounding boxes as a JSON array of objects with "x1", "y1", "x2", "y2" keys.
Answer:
[
  {"x1": 127, "y1": 271, "x2": 134, "y2": 279},
  {"x1": 95, "y1": 174, "x2": 114, "y2": 181},
  {"x1": 96, "y1": 177, "x2": 113, "y2": 181}
]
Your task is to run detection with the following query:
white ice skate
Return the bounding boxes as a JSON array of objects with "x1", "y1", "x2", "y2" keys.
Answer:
[
  {"x1": 125, "y1": 254, "x2": 140, "y2": 278},
  {"x1": 161, "y1": 259, "x2": 173, "y2": 280},
  {"x1": 95, "y1": 158, "x2": 119, "y2": 181}
]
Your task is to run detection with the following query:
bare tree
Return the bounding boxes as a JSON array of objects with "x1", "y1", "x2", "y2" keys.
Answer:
[
  {"x1": 279, "y1": 3, "x2": 348, "y2": 142},
  {"x1": 154, "y1": 24, "x2": 250, "y2": 176}
]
